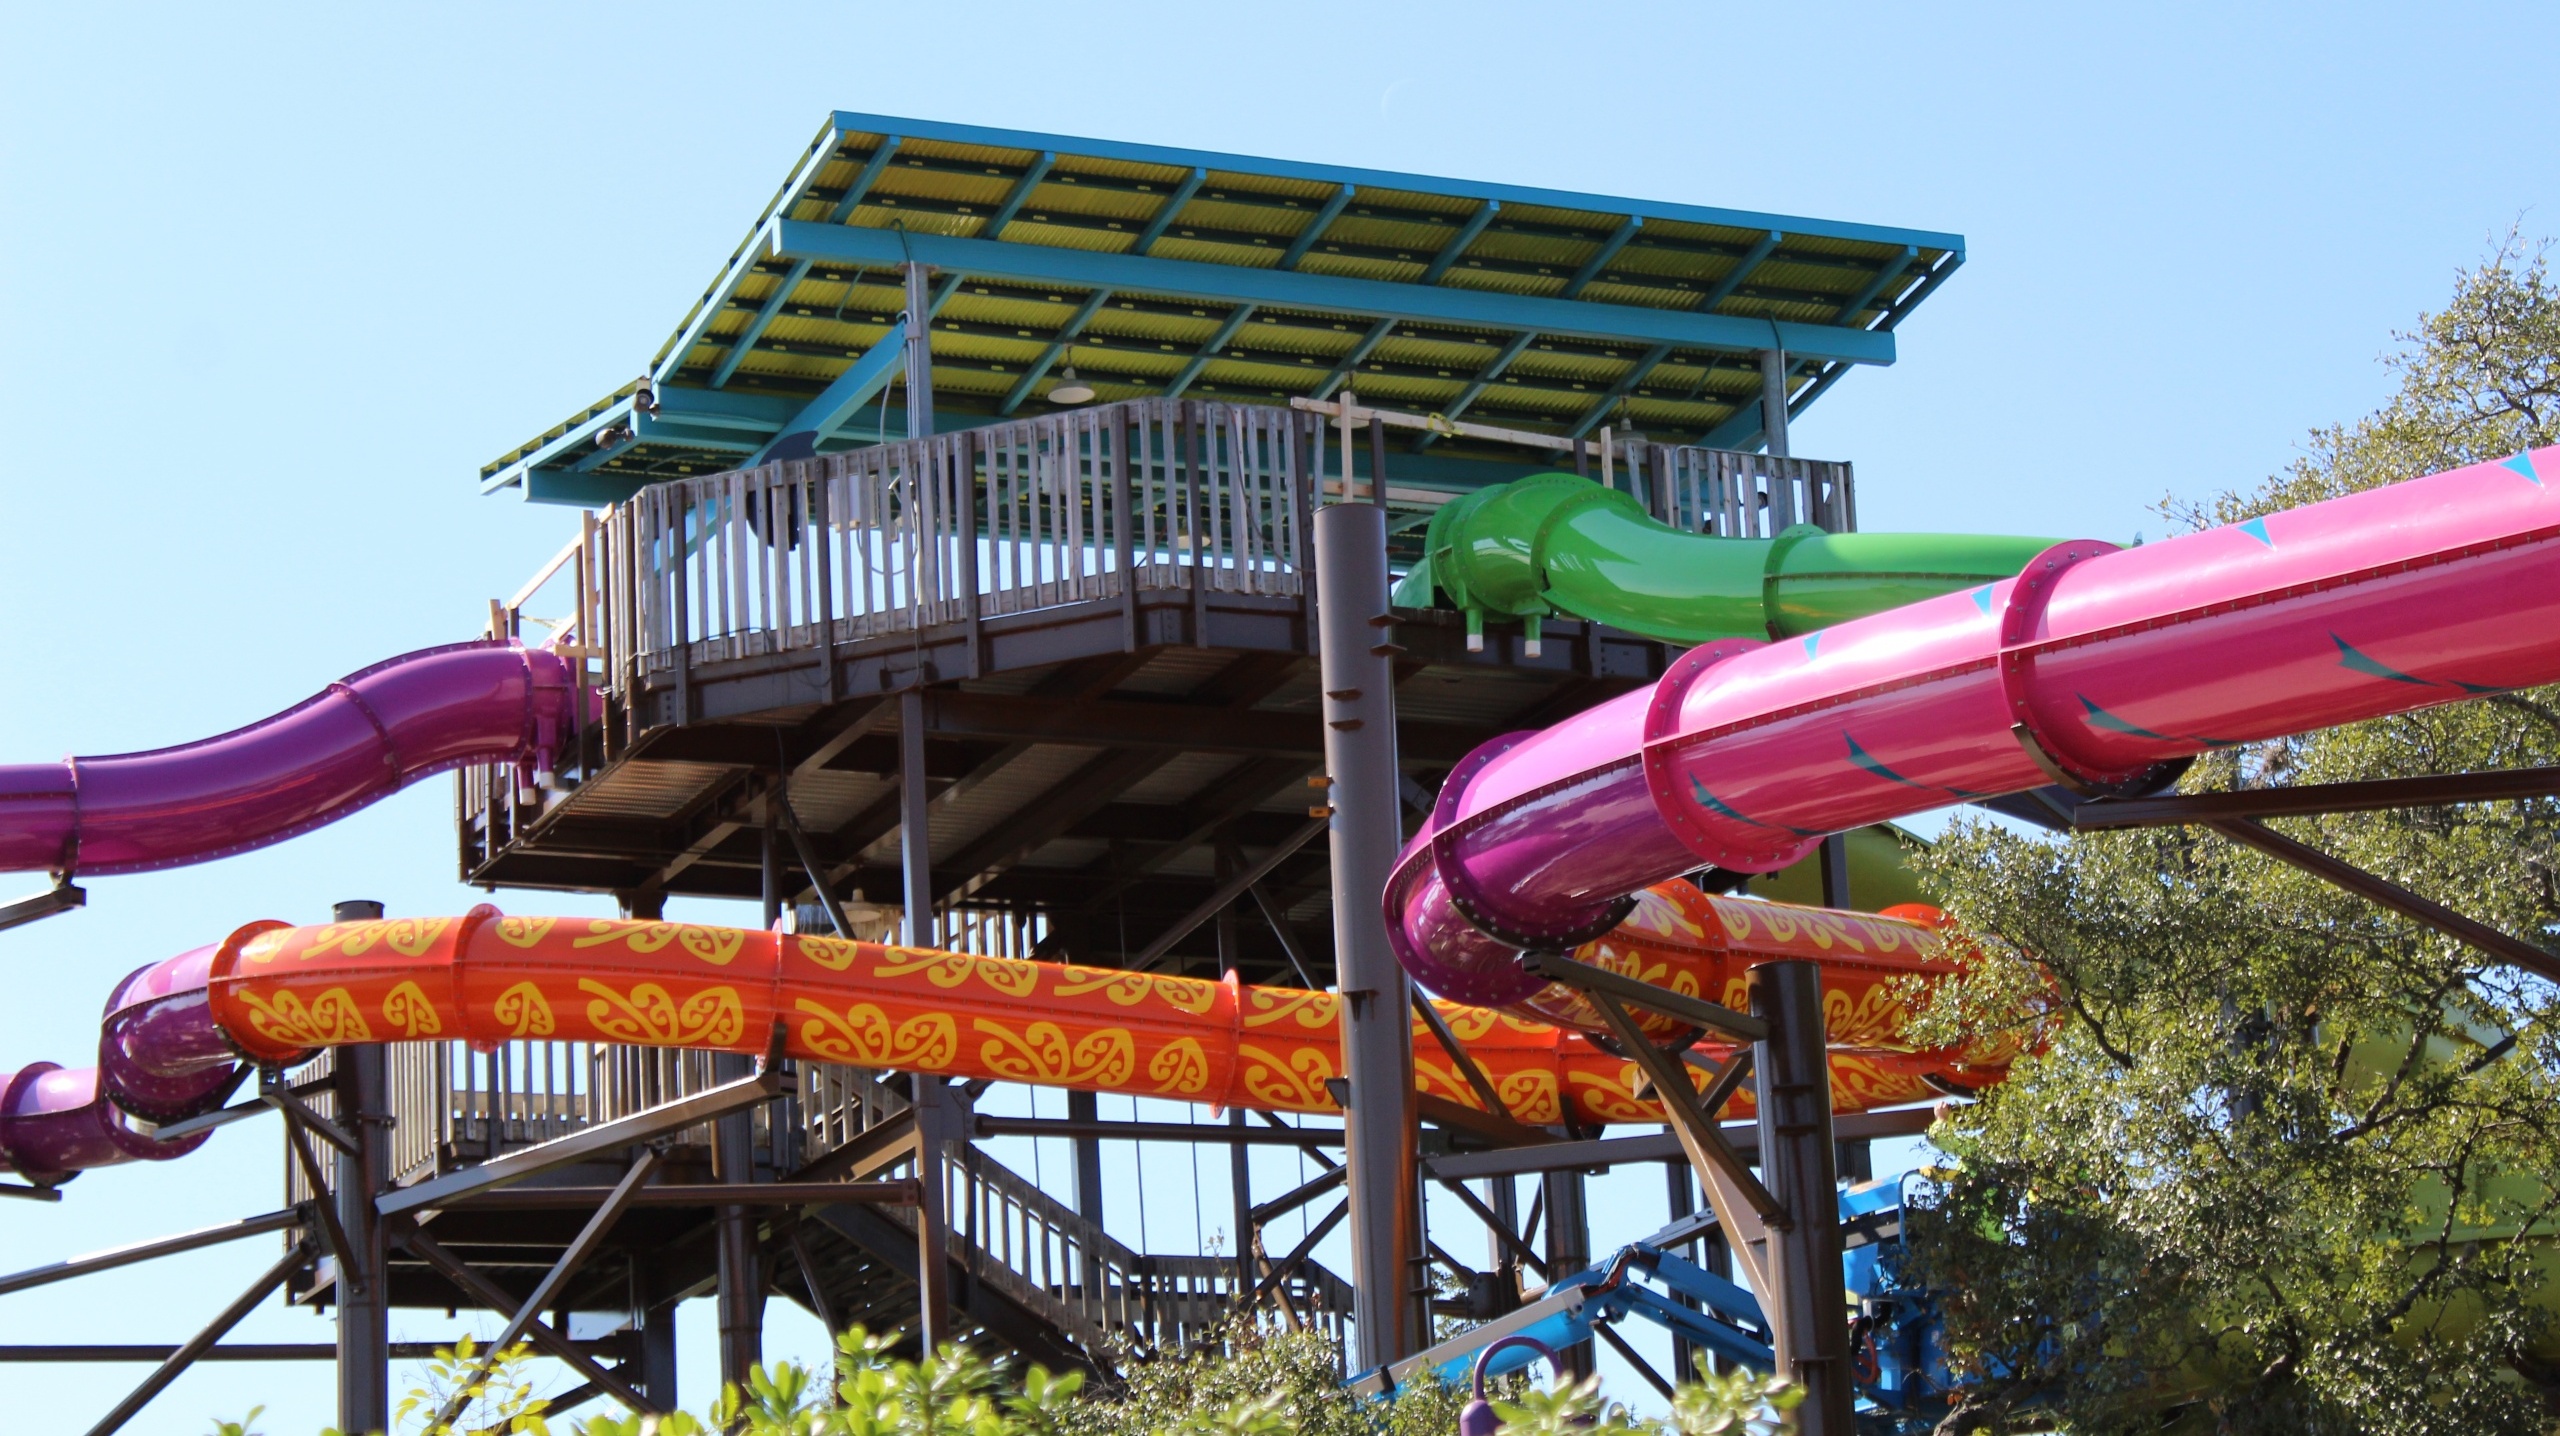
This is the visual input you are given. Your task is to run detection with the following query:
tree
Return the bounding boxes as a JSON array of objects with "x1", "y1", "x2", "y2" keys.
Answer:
[{"x1": 1902, "y1": 232, "x2": 2560, "y2": 1435}]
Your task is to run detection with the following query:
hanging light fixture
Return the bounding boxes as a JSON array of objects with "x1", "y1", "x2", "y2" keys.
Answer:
[{"x1": 1049, "y1": 365, "x2": 1095, "y2": 405}]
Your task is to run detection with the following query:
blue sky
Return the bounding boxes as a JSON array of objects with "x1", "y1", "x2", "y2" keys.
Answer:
[{"x1": 4, "y1": 3, "x2": 2558, "y2": 1429}]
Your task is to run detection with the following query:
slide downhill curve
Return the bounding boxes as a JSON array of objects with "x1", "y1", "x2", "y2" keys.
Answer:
[
  {"x1": 0, "y1": 641, "x2": 576, "y2": 877},
  {"x1": 0, "y1": 888, "x2": 1986, "y2": 1182},
  {"x1": 1390, "y1": 446, "x2": 2560, "y2": 1016}
]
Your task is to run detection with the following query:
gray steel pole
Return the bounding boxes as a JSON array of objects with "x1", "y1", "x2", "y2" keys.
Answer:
[
  {"x1": 712, "y1": 816, "x2": 782, "y2": 1390},
  {"x1": 904, "y1": 262, "x2": 935, "y2": 441},
  {"x1": 1066, "y1": 1089, "x2": 1104, "y2": 1299},
  {"x1": 1314, "y1": 497, "x2": 1418, "y2": 1372},
  {"x1": 1543, "y1": 1169, "x2": 1594, "y2": 1379},
  {"x1": 1759, "y1": 347, "x2": 1791, "y2": 459},
  {"x1": 900, "y1": 687, "x2": 933, "y2": 948},
  {"x1": 331, "y1": 900, "x2": 389, "y2": 1436},
  {"x1": 1750, "y1": 960, "x2": 1853, "y2": 1432}
]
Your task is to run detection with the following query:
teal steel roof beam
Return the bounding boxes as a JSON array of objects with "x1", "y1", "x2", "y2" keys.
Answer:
[
  {"x1": 826, "y1": 136, "x2": 907, "y2": 223},
  {"x1": 1413, "y1": 331, "x2": 1539, "y2": 450},
  {"x1": 763, "y1": 222, "x2": 1898, "y2": 365},
  {"x1": 1560, "y1": 215, "x2": 1642, "y2": 300},
  {"x1": 1278, "y1": 185, "x2": 1355, "y2": 271},
  {"x1": 1832, "y1": 245, "x2": 1918, "y2": 326},
  {"x1": 1567, "y1": 343, "x2": 1675, "y2": 439},
  {"x1": 918, "y1": 153, "x2": 1050, "y2": 320},
  {"x1": 651, "y1": 130, "x2": 880, "y2": 385},
  {"x1": 709, "y1": 138, "x2": 915, "y2": 389},
  {"x1": 1165, "y1": 304, "x2": 1259, "y2": 399},
  {"x1": 826, "y1": 112, "x2": 1963, "y2": 253},
  {"x1": 999, "y1": 289, "x2": 1113, "y2": 414},
  {"x1": 1315, "y1": 317, "x2": 1398, "y2": 400},
  {"x1": 1695, "y1": 230, "x2": 1782, "y2": 313},
  {"x1": 483, "y1": 396, "x2": 639, "y2": 494},
  {"x1": 1135, "y1": 168, "x2": 1208, "y2": 256},
  {"x1": 750, "y1": 318, "x2": 909, "y2": 464},
  {"x1": 1420, "y1": 202, "x2": 1499, "y2": 284},
  {"x1": 711, "y1": 260, "x2": 813, "y2": 387},
  {"x1": 1875, "y1": 249, "x2": 1963, "y2": 330}
]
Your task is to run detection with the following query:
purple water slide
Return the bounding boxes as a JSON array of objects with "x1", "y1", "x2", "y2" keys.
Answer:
[
  {"x1": 1394, "y1": 447, "x2": 2560, "y2": 1010},
  {"x1": 0, "y1": 641, "x2": 574, "y2": 877}
]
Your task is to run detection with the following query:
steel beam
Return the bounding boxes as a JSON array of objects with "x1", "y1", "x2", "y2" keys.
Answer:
[
  {"x1": 999, "y1": 288, "x2": 1113, "y2": 412},
  {"x1": 2069, "y1": 765, "x2": 2560, "y2": 829},
  {"x1": 1420, "y1": 201, "x2": 1500, "y2": 284},
  {"x1": 0, "y1": 881, "x2": 82, "y2": 934},
  {"x1": 973, "y1": 1116, "x2": 1340, "y2": 1146},
  {"x1": 767, "y1": 222, "x2": 1902, "y2": 365},
  {"x1": 2205, "y1": 817, "x2": 2560, "y2": 982},
  {"x1": 0, "y1": 1209, "x2": 302, "y2": 1298},
  {"x1": 1833, "y1": 245, "x2": 1919, "y2": 325},
  {"x1": 449, "y1": 1181, "x2": 919, "y2": 1209},
  {"x1": 439, "y1": 1150, "x2": 661, "y2": 1430},
  {"x1": 1697, "y1": 229, "x2": 1782, "y2": 311},
  {"x1": 334, "y1": 1036, "x2": 390, "y2": 1432},
  {"x1": 1566, "y1": 342, "x2": 1675, "y2": 439},
  {"x1": 1135, "y1": 167, "x2": 1208, "y2": 254},
  {"x1": 749, "y1": 318, "x2": 908, "y2": 463},
  {"x1": 84, "y1": 1238, "x2": 308, "y2": 1436},
  {"x1": 1422, "y1": 1105, "x2": 1939, "y2": 1182},
  {"x1": 1279, "y1": 184, "x2": 1356, "y2": 270},
  {"x1": 396, "y1": 1224, "x2": 655, "y2": 1414},
  {"x1": 1130, "y1": 815, "x2": 1327, "y2": 966},
  {"x1": 1562, "y1": 215, "x2": 1642, "y2": 299},
  {"x1": 1760, "y1": 347, "x2": 1791, "y2": 458},
  {"x1": 1518, "y1": 951, "x2": 1766, "y2": 1042},
  {"x1": 1165, "y1": 303, "x2": 1258, "y2": 398}
]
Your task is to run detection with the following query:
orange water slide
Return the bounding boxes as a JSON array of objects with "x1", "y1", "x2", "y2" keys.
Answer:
[{"x1": 7, "y1": 884, "x2": 1994, "y2": 1180}]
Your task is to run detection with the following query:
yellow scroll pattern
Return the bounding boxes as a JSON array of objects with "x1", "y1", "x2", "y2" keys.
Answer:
[
  {"x1": 495, "y1": 981, "x2": 556, "y2": 1038},
  {"x1": 380, "y1": 981, "x2": 443, "y2": 1038},
  {"x1": 1147, "y1": 1038, "x2": 1212, "y2": 1096},
  {"x1": 286, "y1": 917, "x2": 454, "y2": 963},
  {"x1": 1243, "y1": 989, "x2": 1338, "y2": 1031},
  {"x1": 794, "y1": 1001, "x2": 958, "y2": 1068},
  {"x1": 570, "y1": 921, "x2": 747, "y2": 967},
  {"x1": 974, "y1": 1020, "x2": 1137, "y2": 1088},
  {"x1": 1236, "y1": 1044, "x2": 1335, "y2": 1111},
  {"x1": 578, "y1": 980, "x2": 744, "y2": 1045},
  {"x1": 492, "y1": 916, "x2": 559, "y2": 948},
  {"x1": 233, "y1": 987, "x2": 373, "y2": 1047},
  {"x1": 876, "y1": 950, "x2": 1042, "y2": 998},
  {"x1": 1054, "y1": 969, "x2": 1219, "y2": 1014}
]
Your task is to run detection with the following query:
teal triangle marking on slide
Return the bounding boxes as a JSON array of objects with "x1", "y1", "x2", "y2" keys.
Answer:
[
  {"x1": 2502, "y1": 451, "x2": 2543, "y2": 486},
  {"x1": 1803, "y1": 632, "x2": 1820, "y2": 659},
  {"x1": 2332, "y1": 633, "x2": 2435, "y2": 687},
  {"x1": 2448, "y1": 679, "x2": 2508, "y2": 695},
  {"x1": 1972, "y1": 585, "x2": 1994, "y2": 615},
  {"x1": 2237, "y1": 516, "x2": 2273, "y2": 547},
  {"x1": 1689, "y1": 776, "x2": 1824, "y2": 837},
  {"x1": 1847, "y1": 733, "x2": 1992, "y2": 800},
  {"x1": 2078, "y1": 695, "x2": 2177, "y2": 742},
  {"x1": 1845, "y1": 733, "x2": 1919, "y2": 787}
]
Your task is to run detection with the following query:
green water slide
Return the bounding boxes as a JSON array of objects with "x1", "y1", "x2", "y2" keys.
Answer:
[{"x1": 1394, "y1": 470, "x2": 2059, "y2": 649}]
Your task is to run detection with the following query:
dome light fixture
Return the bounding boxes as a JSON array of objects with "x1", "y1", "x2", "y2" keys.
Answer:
[{"x1": 1049, "y1": 365, "x2": 1095, "y2": 405}]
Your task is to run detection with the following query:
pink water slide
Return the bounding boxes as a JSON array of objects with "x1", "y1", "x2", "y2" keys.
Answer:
[
  {"x1": 0, "y1": 641, "x2": 575, "y2": 877},
  {"x1": 1394, "y1": 447, "x2": 2560, "y2": 1008}
]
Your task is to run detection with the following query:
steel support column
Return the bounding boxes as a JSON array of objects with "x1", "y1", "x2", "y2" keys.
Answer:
[
  {"x1": 900, "y1": 687, "x2": 933, "y2": 947},
  {"x1": 331, "y1": 903, "x2": 390, "y2": 1436},
  {"x1": 912, "y1": 1079, "x2": 961, "y2": 1353},
  {"x1": 903, "y1": 262, "x2": 935, "y2": 442},
  {"x1": 1066, "y1": 1090, "x2": 1104, "y2": 1299},
  {"x1": 1543, "y1": 1168, "x2": 1593, "y2": 1378},
  {"x1": 1751, "y1": 961, "x2": 1853, "y2": 1433},
  {"x1": 1314, "y1": 497, "x2": 1418, "y2": 1372},
  {"x1": 713, "y1": 818, "x2": 783, "y2": 1389},
  {"x1": 1759, "y1": 348, "x2": 1791, "y2": 459},
  {"x1": 634, "y1": 1289, "x2": 678, "y2": 1410}
]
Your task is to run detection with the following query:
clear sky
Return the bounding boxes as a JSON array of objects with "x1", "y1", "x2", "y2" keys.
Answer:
[{"x1": 4, "y1": 3, "x2": 2558, "y2": 1430}]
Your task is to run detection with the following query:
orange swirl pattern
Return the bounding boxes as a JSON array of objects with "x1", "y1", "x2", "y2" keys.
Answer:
[{"x1": 201, "y1": 888, "x2": 1995, "y2": 1125}]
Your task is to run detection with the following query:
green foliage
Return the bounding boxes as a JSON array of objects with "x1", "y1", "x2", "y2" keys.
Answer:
[
  {"x1": 1902, "y1": 232, "x2": 2560, "y2": 1433},
  {"x1": 392, "y1": 1336, "x2": 554, "y2": 1436}
]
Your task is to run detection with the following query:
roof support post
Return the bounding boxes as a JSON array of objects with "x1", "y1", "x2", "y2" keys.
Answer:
[
  {"x1": 903, "y1": 263, "x2": 935, "y2": 441},
  {"x1": 1759, "y1": 347, "x2": 1791, "y2": 459},
  {"x1": 1066, "y1": 1089, "x2": 1104, "y2": 1300},
  {"x1": 1314, "y1": 497, "x2": 1420, "y2": 1372}
]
